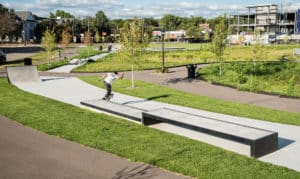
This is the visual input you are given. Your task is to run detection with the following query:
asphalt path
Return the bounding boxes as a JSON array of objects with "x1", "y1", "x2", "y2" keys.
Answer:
[{"x1": 0, "y1": 116, "x2": 188, "y2": 179}]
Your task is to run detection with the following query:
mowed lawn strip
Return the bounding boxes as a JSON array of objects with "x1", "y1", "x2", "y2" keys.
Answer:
[
  {"x1": 0, "y1": 78, "x2": 299, "y2": 178},
  {"x1": 79, "y1": 76, "x2": 300, "y2": 126}
]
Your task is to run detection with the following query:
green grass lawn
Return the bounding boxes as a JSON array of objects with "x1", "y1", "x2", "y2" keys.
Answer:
[
  {"x1": 0, "y1": 77, "x2": 299, "y2": 178},
  {"x1": 79, "y1": 76, "x2": 300, "y2": 126},
  {"x1": 75, "y1": 45, "x2": 106, "y2": 59},
  {"x1": 73, "y1": 43, "x2": 300, "y2": 73}
]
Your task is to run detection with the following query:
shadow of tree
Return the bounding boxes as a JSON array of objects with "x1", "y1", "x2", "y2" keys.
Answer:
[
  {"x1": 112, "y1": 164, "x2": 161, "y2": 179},
  {"x1": 164, "y1": 77, "x2": 199, "y2": 85}
]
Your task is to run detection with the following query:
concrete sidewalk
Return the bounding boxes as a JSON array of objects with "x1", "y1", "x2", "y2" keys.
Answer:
[{"x1": 13, "y1": 76, "x2": 300, "y2": 172}]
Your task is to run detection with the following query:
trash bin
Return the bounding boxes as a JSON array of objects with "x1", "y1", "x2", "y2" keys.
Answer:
[
  {"x1": 186, "y1": 64, "x2": 197, "y2": 78},
  {"x1": 99, "y1": 45, "x2": 102, "y2": 51},
  {"x1": 108, "y1": 45, "x2": 112, "y2": 52},
  {"x1": 24, "y1": 58, "x2": 32, "y2": 65}
]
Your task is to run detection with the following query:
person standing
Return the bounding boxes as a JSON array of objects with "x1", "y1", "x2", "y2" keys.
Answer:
[{"x1": 100, "y1": 72, "x2": 124, "y2": 100}]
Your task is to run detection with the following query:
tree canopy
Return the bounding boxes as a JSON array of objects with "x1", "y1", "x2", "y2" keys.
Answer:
[
  {"x1": 50, "y1": 10, "x2": 74, "y2": 18},
  {"x1": 0, "y1": 4, "x2": 18, "y2": 42}
]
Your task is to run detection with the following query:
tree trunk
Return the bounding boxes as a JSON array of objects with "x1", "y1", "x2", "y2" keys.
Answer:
[
  {"x1": 131, "y1": 64, "x2": 135, "y2": 88},
  {"x1": 47, "y1": 51, "x2": 50, "y2": 66},
  {"x1": 219, "y1": 58, "x2": 222, "y2": 76}
]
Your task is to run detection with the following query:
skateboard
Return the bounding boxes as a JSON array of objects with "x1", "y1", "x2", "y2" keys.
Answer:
[{"x1": 103, "y1": 94, "x2": 114, "y2": 102}]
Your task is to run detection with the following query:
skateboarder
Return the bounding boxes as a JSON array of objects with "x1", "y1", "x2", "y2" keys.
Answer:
[{"x1": 100, "y1": 72, "x2": 124, "y2": 101}]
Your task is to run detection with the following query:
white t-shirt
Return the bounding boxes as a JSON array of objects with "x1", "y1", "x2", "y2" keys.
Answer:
[{"x1": 104, "y1": 73, "x2": 119, "y2": 85}]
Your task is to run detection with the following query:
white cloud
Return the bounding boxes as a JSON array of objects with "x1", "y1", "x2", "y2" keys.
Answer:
[{"x1": 2, "y1": 0, "x2": 298, "y2": 19}]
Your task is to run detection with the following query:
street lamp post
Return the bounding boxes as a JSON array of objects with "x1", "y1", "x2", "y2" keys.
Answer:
[
  {"x1": 22, "y1": 20, "x2": 26, "y2": 46},
  {"x1": 161, "y1": 32, "x2": 165, "y2": 72}
]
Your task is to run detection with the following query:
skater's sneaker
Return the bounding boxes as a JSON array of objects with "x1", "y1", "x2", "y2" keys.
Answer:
[{"x1": 102, "y1": 97, "x2": 107, "y2": 100}]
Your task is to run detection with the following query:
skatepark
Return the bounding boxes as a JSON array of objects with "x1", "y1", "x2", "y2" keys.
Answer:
[{"x1": 3, "y1": 61, "x2": 300, "y2": 174}]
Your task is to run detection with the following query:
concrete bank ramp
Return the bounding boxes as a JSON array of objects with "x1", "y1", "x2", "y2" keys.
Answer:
[{"x1": 6, "y1": 65, "x2": 41, "y2": 85}]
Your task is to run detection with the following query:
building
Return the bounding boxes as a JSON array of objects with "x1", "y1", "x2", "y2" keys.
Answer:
[
  {"x1": 229, "y1": 4, "x2": 300, "y2": 44},
  {"x1": 15, "y1": 11, "x2": 37, "y2": 43},
  {"x1": 199, "y1": 23, "x2": 210, "y2": 32}
]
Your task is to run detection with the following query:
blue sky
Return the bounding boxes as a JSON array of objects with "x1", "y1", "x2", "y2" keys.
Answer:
[{"x1": 1, "y1": 0, "x2": 300, "y2": 19}]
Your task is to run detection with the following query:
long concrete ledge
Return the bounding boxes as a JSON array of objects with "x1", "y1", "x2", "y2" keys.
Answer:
[
  {"x1": 142, "y1": 108, "x2": 278, "y2": 158},
  {"x1": 81, "y1": 100, "x2": 278, "y2": 158},
  {"x1": 80, "y1": 99, "x2": 145, "y2": 122}
]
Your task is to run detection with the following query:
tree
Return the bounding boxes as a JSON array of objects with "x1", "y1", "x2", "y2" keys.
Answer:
[
  {"x1": 41, "y1": 29, "x2": 56, "y2": 65},
  {"x1": 186, "y1": 26, "x2": 200, "y2": 41},
  {"x1": 119, "y1": 17, "x2": 149, "y2": 88},
  {"x1": 211, "y1": 15, "x2": 228, "y2": 76},
  {"x1": 95, "y1": 31, "x2": 101, "y2": 43},
  {"x1": 0, "y1": 4, "x2": 18, "y2": 43},
  {"x1": 61, "y1": 29, "x2": 72, "y2": 59},
  {"x1": 159, "y1": 14, "x2": 182, "y2": 31},
  {"x1": 54, "y1": 10, "x2": 74, "y2": 18},
  {"x1": 84, "y1": 31, "x2": 92, "y2": 56},
  {"x1": 93, "y1": 11, "x2": 109, "y2": 37},
  {"x1": 203, "y1": 31, "x2": 211, "y2": 42},
  {"x1": 251, "y1": 28, "x2": 267, "y2": 73}
]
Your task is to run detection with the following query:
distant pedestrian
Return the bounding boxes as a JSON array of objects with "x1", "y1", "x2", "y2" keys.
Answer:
[{"x1": 100, "y1": 72, "x2": 124, "y2": 100}]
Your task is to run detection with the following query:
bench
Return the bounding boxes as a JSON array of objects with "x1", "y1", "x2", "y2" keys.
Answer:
[
  {"x1": 80, "y1": 99, "x2": 145, "y2": 122},
  {"x1": 293, "y1": 48, "x2": 300, "y2": 56},
  {"x1": 142, "y1": 108, "x2": 278, "y2": 158}
]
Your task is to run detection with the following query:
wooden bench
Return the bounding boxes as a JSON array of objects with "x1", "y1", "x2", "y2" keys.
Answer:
[{"x1": 142, "y1": 108, "x2": 278, "y2": 158}]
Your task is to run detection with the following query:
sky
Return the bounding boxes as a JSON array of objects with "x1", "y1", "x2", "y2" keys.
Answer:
[{"x1": 1, "y1": 0, "x2": 300, "y2": 19}]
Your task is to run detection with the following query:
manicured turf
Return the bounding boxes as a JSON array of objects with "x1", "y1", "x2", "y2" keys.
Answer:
[
  {"x1": 1, "y1": 77, "x2": 300, "y2": 178},
  {"x1": 79, "y1": 76, "x2": 300, "y2": 126}
]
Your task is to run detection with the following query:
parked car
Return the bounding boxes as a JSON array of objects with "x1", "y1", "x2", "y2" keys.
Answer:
[{"x1": 0, "y1": 49, "x2": 6, "y2": 63}]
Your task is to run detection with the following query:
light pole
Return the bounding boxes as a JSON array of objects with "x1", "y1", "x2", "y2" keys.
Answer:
[
  {"x1": 161, "y1": 32, "x2": 165, "y2": 72},
  {"x1": 22, "y1": 20, "x2": 26, "y2": 46}
]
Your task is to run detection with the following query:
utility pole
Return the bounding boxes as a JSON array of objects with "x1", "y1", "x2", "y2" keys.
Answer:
[
  {"x1": 87, "y1": 18, "x2": 90, "y2": 57},
  {"x1": 22, "y1": 20, "x2": 26, "y2": 46},
  {"x1": 161, "y1": 32, "x2": 165, "y2": 72}
]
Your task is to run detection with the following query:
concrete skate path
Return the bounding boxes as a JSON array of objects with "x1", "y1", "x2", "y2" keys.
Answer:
[{"x1": 11, "y1": 75, "x2": 300, "y2": 172}]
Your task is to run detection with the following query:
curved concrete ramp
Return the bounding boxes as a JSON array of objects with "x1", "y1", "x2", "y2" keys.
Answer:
[{"x1": 6, "y1": 66, "x2": 41, "y2": 85}]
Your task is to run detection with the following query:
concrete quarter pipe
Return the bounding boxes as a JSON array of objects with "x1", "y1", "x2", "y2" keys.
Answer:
[{"x1": 6, "y1": 65, "x2": 41, "y2": 85}]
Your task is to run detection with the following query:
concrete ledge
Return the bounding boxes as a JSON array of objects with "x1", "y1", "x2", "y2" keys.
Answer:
[
  {"x1": 80, "y1": 99, "x2": 145, "y2": 122},
  {"x1": 142, "y1": 108, "x2": 278, "y2": 158}
]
